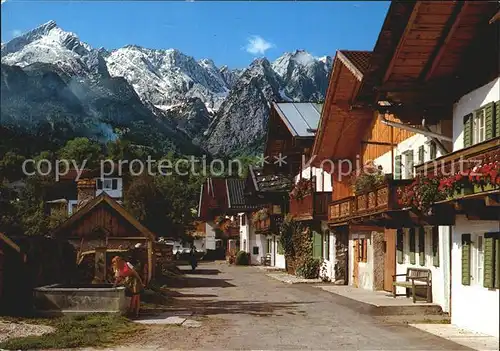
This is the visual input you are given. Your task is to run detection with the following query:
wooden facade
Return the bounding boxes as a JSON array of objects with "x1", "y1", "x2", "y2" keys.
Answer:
[{"x1": 53, "y1": 193, "x2": 156, "y2": 283}]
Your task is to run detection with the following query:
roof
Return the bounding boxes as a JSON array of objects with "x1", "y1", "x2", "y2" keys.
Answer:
[
  {"x1": 225, "y1": 178, "x2": 259, "y2": 210},
  {"x1": 52, "y1": 193, "x2": 155, "y2": 240},
  {"x1": 337, "y1": 50, "x2": 372, "y2": 80},
  {"x1": 248, "y1": 166, "x2": 292, "y2": 193},
  {"x1": 0, "y1": 232, "x2": 22, "y2": 253},
  {"x1": 273, "y1": 102, "x2": 322, "y2": 137}
]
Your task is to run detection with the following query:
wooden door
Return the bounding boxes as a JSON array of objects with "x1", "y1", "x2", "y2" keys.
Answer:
[
  {"x1": 353, "y1": 239, "x2": 359, "y2": 287},
  {"x1": 384, "y1": 229, "x2": 396, "y2": 292}
]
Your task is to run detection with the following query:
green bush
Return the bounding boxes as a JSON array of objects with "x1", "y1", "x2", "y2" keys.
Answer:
[
  {"x1": 235, "y1": 251, "x2": 250, "y2": 265},
  {"x1": 296, "y1": 257, "x2": 320, "y2": 279}
]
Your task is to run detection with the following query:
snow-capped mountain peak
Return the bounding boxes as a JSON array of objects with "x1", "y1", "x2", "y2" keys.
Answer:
[{"x1": 1, "y1": 20, "x2": 333, "y2": 156}]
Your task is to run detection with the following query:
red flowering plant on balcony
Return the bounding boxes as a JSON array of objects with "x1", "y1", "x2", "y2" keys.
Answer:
[
  {"x1": 469, "y1": 161, "x2": 500, "y2": 187},
  {"x1": 438, "y1": 171, "x2": 472, "y2": 198},
  {"x1": 397, "y1": 175, "x2": 445, "y2": 213}
]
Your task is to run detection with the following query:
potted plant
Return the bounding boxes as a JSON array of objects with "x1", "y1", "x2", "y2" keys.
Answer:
[{"x1": 350, "y1": 162, "x2": 385, "y2": 194}]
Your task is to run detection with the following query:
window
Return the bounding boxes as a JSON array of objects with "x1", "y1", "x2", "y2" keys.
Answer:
[
  {"x1": 313, "y1": 231, "x2": 323, "y2": 259},
  {"x1": 252, "y1": 246, "x2": 259, "y2": 255},
  {"x1": 462, "y1": 232, "x2": 500, "y2": 289},
  {"x1": 418, "y1": 145, "x2": 425, "y2": 164},
  {"x1": 267, "y1": 238, "x2": 272, "y2": 254},
  {"x1": 429, "y1": 141, "x2": 437, "y2": 160},
  {"x1": 397, "y1": 229, "x2": 404, "y2": 264},
  {"x1": 357, "y1": 238, "x2": 368, "y2": 263},
  {"x1": 473, "y1": 108, "x2": 486, "y2": 144},
  {"x1": 241, "y1": 215, "x2": 246, "y2": 226},
  {"x1": 409, "y1": 228, "x2": 416, "y2": 264},
  {"x1": 473, "y1": 234, "x2": 484, "y2": 286},
  {"x1": 418, "y1": 227, "x2": 425, "y2": 266},
  {"x1": 97, "y1": 178, "x2": 118, "y2": 191}
]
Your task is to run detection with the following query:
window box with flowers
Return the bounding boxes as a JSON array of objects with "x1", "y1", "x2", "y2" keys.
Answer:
[
  {"x1": 470, "y1": 161, "x2": 500, "y2": 193},
  {"x1": 252, "y1": 208, "x2": 270, "y2": 225},
  {"x1": 438, "y1": 173, "x2": 474, "y2": 200},
  {"x1": 289, "y1": 178, "x2": 313, "y2": 200}
]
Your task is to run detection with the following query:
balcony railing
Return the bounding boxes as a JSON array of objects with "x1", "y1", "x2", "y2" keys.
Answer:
[
  {"x1": 254, "y1": 215, "x2": 283, "y2": 234},
  {"x1": 328, "y1": 180, "x2": 412, "y2": 224},
  {"x1": 415, "y1": 137, "x2": 500, "y2": 199},
  {"x1": 290, "y1": 192, "x2": 332, "y2": 221}
]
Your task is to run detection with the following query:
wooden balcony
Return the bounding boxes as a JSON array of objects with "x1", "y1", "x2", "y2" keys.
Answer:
[
  {"x1": 328, "y1": 180, "x2": 412, "y2": 225},
  {"x1": 254, "y1": 215, "x2": 283, "y2": 234},
  {"x1": 289, "y1": 192, "x2": 332, "y2": 221}
]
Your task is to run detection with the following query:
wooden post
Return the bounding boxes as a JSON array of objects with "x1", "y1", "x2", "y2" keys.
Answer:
[{"x1": 94, "y1": 247, "x2": 107, "y2": 283}]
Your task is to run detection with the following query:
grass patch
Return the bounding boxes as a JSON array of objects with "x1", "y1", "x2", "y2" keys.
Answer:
[{"x1": 0, "y1": 314, "x2": 144, "y2": 350}]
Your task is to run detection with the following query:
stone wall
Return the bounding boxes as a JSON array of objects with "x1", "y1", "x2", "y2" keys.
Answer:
[
  {"x1": 372, "y1": 231, "x2": 385, "y2": 290},
  {"x1": 333, "y1": 227, "x2": 348, "y2": 284}
]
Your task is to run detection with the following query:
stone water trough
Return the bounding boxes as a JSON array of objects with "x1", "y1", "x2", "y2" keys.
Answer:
[{"x1": 33, "y1": 284, "x2": 128, "y2": 316}]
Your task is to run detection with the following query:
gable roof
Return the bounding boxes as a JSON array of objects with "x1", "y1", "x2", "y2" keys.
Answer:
[
  {"x1": 337, "y1": 50, "x2": 372, "y2": 80},
  {"x1": 311, "y1": 50, "x2": 374, "y2": 163},
  {"x1": 52, "y1": 193, "x2": 155, "y2": 240},
  {"x1": 273, "y1": 102, "x2": 322, "y2": 137},
  {"x1": 225, "y1": 178, "x2": 259, "y2": 210}
]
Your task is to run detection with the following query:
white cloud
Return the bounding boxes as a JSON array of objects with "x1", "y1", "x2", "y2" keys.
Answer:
[
  {"x1": 11, "y1": 29, "x2": 22, "y2": 38},
  {"x1": 245, "y1": 35, "x2": 274, "y2": 56},
  {"x1": 1, "y1": 0, "x2": 8, "y2": 4}
]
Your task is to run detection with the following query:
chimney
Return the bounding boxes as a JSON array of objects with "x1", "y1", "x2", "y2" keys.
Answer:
[{"x1": 77, "y1": 178, "x2": 96, "y2": 211}]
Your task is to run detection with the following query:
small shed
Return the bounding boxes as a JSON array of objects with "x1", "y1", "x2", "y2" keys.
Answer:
[
  {"x1": 52, "y1": 192, "x2": 156, "y2": 284},
  {"x1": 0, "y1": 232, "x2": 26, "y2": 312}
]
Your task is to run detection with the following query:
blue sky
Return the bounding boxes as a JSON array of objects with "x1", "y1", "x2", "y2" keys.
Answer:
[{"x1": 1, "y1": 0, "x2": 390, "y2": 68}]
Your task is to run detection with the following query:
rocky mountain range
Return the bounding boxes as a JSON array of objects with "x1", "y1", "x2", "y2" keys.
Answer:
[{"x1": 1, "y1": 21, "x2": 332, "y2": 156}]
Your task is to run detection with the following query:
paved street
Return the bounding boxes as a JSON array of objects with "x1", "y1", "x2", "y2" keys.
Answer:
[{"x1": 121, "y1": 262, "x2": 469, "y2": 350}]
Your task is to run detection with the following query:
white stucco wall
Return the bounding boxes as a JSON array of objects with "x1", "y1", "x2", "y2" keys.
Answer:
[
  {"x1": 349, "y1": 231, "x2": 374, "y2": 290},
  {"x1": 238, "y1": 213, "x2": 250, "y2": 253},
  {"x1": 249, "y1": 229, "x2": 266, "y2": 265},
  {"x1": 295, "y1": 166, "x2": 332, "y2": 192},
  {"x1": 395, "y1": 226, "x2": 451, "y2": 312},
  {"x1": 205, "y1": 221, "x2": 216, "y2": 251},
  {"x1": 451, "y1": 216, "x2": 499, "y2": 337},
  {"x1": 373, "y1": 129, "x2": 443, "y2": 178},
  {"x1": 271, "y1": 235, "x2": 286, "y2": 269},
  {"x1": 452, "y1": 77, "x2": 500, "y2": 151}
]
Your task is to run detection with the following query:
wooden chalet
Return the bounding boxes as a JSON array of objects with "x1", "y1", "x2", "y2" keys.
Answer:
[
  {"x1": 313, "y1": 0, "x2": 499, "y2": 335},
  {"x1": 52, "y1": 190, "x2": 156, "y2": 284}
]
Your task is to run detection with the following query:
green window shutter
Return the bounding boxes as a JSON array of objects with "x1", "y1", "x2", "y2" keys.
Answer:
[
  {"x1": 419, "y1": 227, "x2": 425, "y2": 266},
  {"x1": 394, "y1": 155, "x2": 402, "y2": 180},
  {"x1": 495, "y1": 238, "x2": 500, "y2": 289},
  {"x1": 483, "y1": 234, "x2": 495, "y2": 288},
  {"x1": 432, "y1": 227, "x2": 440, "y2": 267},
  {"x1": 418, "y1": 146, "x2": 425, "y2": 164},
  {"x1": 397, "y1": 229, "x2": 404, "y2": 264},
  {"x1": 495, "y1": 101, "x2": 500, "y2": 138},
  {"x1": 409, "y1": 228, "x2": 416, "y2": 264},
  {"x1": 463, "y1": 113, "x2": 473, "y2": 147},
  {"x1": 430, "y1": 141, "x2": 437, "y2": 160},
  {"x1": 312, "y1": 231, "x2": 322, "y2": 259},
  {"x1": 462, "y1": 234, "x2": 471, "y2": 286},
  {"x1": 484, "y1": 102, "x2": 494, "y2": 140}
]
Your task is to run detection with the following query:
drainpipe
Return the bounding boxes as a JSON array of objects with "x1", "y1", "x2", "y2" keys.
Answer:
[{"x1": 380, "y1": 114, "x2": 453, "y2": 142}]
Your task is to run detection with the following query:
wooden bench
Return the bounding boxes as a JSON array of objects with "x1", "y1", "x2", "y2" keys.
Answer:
[
  {"x1": 261, "y1": 253, "x2": 272, "y2": 266},
  {"x1": 392, "y1": 268, "x2": 432, "y2": 303}
]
